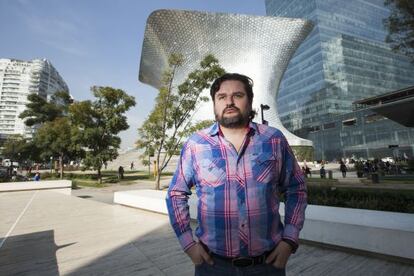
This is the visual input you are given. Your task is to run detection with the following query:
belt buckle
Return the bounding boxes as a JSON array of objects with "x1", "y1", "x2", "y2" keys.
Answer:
[{"x1": 231, "y1": 257, "x2": 254, "y2": 267}]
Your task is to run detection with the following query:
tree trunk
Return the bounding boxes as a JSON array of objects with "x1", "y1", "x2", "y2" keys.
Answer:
[
  {"x1": 155, "y1": 170, "x2": 161, "y2": 190},
  {"x1": 59, "y1": 154, "x2": 64, "y2": 179},
  {"x1": 98, "y1": 168, "x2": 102, "y2": 184},
  {"x1": 155, "y1": 152, "x2": 161, "y2": 190}
]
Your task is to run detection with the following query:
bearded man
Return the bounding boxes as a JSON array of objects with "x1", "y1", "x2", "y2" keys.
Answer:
[{"x1": 166, "y1": 73, "x2": 307, "y2": 276}]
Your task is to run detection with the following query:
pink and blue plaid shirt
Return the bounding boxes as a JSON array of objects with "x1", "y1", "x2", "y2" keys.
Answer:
[{"x1": 166, "y1": 122, "x2": 307, "y2": 257}]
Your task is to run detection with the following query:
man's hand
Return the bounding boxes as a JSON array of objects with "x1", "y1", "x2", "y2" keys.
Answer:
[
  {"x1": 265, "y1": 240, "x2": 292, "y2": 268},
  {"x1": 185, "y1": 242, "x2": 214, "y2": 266}
]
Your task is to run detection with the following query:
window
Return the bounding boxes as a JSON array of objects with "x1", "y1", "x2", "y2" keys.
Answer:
[{"x1": 343, "y1": 118, "x2": 357, "y2": 126}]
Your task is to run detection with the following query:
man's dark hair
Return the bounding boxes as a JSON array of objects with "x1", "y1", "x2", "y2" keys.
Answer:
[{"x1": 210, "y1": 73, "x2": 254, "y2": 103}]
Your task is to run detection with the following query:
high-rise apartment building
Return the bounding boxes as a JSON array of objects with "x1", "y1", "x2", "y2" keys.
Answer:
[
  {"x1": 265, "y1": 0, "x2": 414, "y2": 159},
  {"x1": 0, "y1": 58, "x2": 68, "y2": 139}
]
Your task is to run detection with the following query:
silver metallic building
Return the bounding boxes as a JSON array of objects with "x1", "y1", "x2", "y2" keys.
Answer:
[{"x1": 139, "y1": 9, "x2": 314, "y2": 146}]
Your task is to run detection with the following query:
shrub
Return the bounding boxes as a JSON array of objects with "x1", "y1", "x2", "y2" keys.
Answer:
[
  {"x1": 41, "y1": 172, "x2": 60, "y2": 179},
  {"x1": 291, "y1": 145, "x2": 314, "y2": 162},
  {"x1": 306, "y1": 186, "x2": 414, "y2": 213}
]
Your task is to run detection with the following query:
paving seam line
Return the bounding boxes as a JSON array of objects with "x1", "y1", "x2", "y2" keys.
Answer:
[{"x1": 0, "y1": 190, "x2": 38, "y2": 250}]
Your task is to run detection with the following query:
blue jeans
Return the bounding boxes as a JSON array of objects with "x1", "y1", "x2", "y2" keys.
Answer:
[{"x1": 194, "y1": 255, "x2": 286, "y2": 276}]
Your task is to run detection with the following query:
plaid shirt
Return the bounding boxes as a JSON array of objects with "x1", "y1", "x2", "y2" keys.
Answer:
[{"x1": 166, "y1": 122, "x2": 307, "y2": 257}]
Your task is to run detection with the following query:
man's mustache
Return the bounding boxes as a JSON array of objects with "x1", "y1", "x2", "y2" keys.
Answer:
[{"x1": 223, "y1": 104, "x2": 240, "y2": 114}]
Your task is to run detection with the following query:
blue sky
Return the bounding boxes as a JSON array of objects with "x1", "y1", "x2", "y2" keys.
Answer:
[{"x1": 0, "y1": 0, "x2": 265, "y2": 150}]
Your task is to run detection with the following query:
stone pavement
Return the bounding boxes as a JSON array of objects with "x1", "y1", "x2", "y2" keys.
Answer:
[{"x1": 1, "y1": 190, "x2": 413, "y2": 275}]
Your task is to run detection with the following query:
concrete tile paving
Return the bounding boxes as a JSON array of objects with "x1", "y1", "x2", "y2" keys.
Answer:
[{"x1": 0, "y1": 190, "x2": 413, "y2": 275}]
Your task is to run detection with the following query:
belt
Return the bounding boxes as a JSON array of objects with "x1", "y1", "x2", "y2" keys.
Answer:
[{"x1": 200, "y1": 242, "x2": 271, "y2": 267}]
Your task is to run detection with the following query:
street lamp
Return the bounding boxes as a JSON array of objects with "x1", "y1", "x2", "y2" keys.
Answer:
[{"x1": 260, "y1": 104, "x2": 270, "y2": 125}]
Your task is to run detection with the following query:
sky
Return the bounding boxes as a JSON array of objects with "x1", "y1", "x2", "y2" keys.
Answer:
[{"x1": 0, "y1": 0, "x2": 266, "y2": 151}]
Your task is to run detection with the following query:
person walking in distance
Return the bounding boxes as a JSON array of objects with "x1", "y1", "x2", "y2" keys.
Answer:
[
  {"x1": 118, "y1": 166, "x2": 124, "y2": 180},
  {"x1": 166, "y1": 73, "x2": 307, "y2": 275},
  {"x1": 320, "y1": 166, "x2": 326, "y2": 179},
  {"x1": 340, "y1": 161, "x2": 347, "y2": 178}
]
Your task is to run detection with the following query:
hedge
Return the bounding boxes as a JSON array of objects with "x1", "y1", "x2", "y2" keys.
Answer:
[{"x1": 305, "y1": 186, "x2": 414, "y2": 213}]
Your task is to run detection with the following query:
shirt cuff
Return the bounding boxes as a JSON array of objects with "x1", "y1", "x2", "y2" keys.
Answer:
[
  {"x1": 282, "y1": 224, "x2": 300, "y2": 244},
  {"x1": 282, "y1": 238, "x2": 298, "y2": 253},
  {"x1": 178, "y1": 230, "x2": 196, "y2": 252}
]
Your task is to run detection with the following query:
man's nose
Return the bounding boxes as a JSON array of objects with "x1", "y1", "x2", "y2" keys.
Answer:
[{"x1": 225, "y1": 95, "x2": 234, "y2": 105}]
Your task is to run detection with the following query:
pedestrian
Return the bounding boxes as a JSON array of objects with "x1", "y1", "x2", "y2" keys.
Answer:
[
  {"x1": 34, "y1": 172, "x2": 40, "y2": 181},
  {"x1": 320, "y1": 166, "x2": 326, "y2": 179},
  {"x1": 130, "y1": 161, "x2": 134, "y2": 170},
  {"x1": 305, "y1": 165, "x2": 312, "y2": 178},
  {"x1": 339, "y1": 161, "x2": 347, "y2": 178},
  {"x1": 166, "y1": 73, "x2": 307, "y2": 276},
  {"x1": 118, "y1": 166, "x2": 124, "y2": 180},
  {"x1": 302, "y1": 166, "x2": 307, "y2": 177},
  {"x1": 12, "y1": 169, "x2": 17, "y2": 181}
]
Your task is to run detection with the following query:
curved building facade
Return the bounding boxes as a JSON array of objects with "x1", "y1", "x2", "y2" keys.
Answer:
[{"x1": 139, "y1": 9, "x2": 314, "y2": 146}]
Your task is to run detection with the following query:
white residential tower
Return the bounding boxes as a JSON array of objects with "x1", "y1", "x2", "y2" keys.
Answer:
[{"x1": 0, "y1": 58, "x2": 68, "y2": 139}]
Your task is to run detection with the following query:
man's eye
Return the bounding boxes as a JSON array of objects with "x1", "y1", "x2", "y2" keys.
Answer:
[{"x1": 217, "y1": 96, "x2": 225, "y2": 100}]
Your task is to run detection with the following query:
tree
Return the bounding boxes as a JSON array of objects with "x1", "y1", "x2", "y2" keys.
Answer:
[
  {"x1": 34, "y1": 117, "x2": 83, "y2": 179},
  {"x1": 384, "y1": 0, "x2": 414, "y2": 62},
  {"x1": 1, "y1": 135, "x2": 39, "y2": 167},
  {"x1": 70, "y1": 86, "x2": 136, "y2": 183},
  {"x1": 136, "y1": 54, "x2": 225, "y2": 190},
  {"x1": 18, "y1": 90, "x2": 74, "y2": 175},
  {"x1": 19, "y1": 91, "x2": 72, "y2": 126}
]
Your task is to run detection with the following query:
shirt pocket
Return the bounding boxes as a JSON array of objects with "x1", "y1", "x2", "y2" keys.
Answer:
[
  {"x1": 253, "y1": 153, "x2": 278, "y2": 184},
  {"x1": 198, "y1": 158, "x2": 226, "y2": 188}
]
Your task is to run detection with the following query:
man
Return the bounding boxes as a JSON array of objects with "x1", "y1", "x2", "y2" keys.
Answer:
[
  {"x1": 340, "y1": 161, "x2": 347, "y2": 178},
  {"x1": 166, "y1": 73, "x2": 307, "y2": 275},
  {"x1": 118, "y1": 166, "x2": 124, "y2": 180}
]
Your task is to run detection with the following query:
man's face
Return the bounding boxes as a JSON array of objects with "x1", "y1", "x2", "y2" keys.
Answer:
[{"x1": 213, "y1": 80, "x2": 252, "y2": 128}]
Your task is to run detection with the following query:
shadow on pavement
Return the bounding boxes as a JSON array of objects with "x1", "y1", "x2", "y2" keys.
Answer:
[{"x1": 0, "y1": 230, "x2": 74, "y2": 275}]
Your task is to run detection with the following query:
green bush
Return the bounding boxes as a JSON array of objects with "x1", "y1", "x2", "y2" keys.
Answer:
[
  {"x1": 306, "y1": 186, "x2": 414, "y2": 213},
  {"x1": 40, "y1": 172, "x2": 60, "y2": 179},
  {"x1": 291, "y1": 145, "x2": 314, "y2": 162}
]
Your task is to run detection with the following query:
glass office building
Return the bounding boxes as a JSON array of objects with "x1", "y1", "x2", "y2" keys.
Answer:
[{"x1": 265, "y1": 0, "x2": 414, "y2": 160}]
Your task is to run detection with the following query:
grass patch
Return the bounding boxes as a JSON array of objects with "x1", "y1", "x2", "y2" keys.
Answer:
[
  {"x1": 306, "y1": 177, "x2": 339, "y2": 183},
  {"x1": 72, "y1": 179, "x2": 107, "y2": 188},
  {"x1": 48, "y1": 171, "x2": 172, "y2": 188}
]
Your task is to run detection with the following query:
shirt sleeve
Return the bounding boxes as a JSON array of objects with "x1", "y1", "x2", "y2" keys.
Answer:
[
  {"x1": 165, "y1": 141, "x2": 196, "y2": 252},
  {"x1": 278, "y1": 135, "x2": 307, "y2": 247}
]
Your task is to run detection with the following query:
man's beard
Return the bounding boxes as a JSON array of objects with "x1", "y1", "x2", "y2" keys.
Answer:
[{"x1": 215, "y1": 104, "x2": 251, "y2": 128}]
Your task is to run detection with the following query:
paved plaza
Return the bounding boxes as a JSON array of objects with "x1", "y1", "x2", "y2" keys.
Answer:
[{"x1": 1, "y1": 189, "x2": 413, "y2": 275}]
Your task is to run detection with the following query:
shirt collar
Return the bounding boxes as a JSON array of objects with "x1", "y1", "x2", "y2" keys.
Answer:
[{"x1": 208, "y1": 121, "x2": 259, "y2": 136}]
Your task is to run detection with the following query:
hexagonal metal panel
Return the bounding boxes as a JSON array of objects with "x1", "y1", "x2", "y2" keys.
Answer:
[{"x1": 139, "y1": 9, "x2": 314, "y2": 146}]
